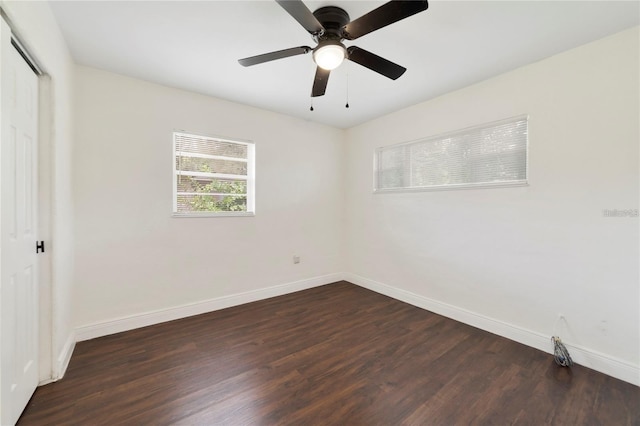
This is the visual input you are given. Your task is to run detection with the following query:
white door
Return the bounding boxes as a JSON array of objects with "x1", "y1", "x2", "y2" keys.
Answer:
[{"x1": 0, "y1": 17, "x2": 39, "y2": 426}]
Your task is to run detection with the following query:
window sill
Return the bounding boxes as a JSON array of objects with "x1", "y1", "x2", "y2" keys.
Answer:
[
  {"x1": 374, "y1": 180, "x2": 529, "y2": 194},
  {"x1": 172, "y1": 211, "x2": 255, "y2": 218}
]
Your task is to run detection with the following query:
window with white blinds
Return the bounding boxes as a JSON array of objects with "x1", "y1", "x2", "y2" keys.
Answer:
[
  {"x1": 375, "y1": 116, "x2": 528, "y2": 192},
  {"x1": 173, "y1": 132, "x2": 255, "y2": 216}
]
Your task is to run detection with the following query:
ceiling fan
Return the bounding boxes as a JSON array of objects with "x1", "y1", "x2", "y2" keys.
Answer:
[{"x1": 238, "y1": 0, "x2": 429, "y2": 97}]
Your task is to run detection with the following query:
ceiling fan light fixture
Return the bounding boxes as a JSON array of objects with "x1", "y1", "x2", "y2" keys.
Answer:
[{"x1": 313, "y1": 41, "x2": 346, "y2": 70}]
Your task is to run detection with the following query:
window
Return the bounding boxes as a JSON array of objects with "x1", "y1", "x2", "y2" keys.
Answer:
[
  {"x1": 173, "y1": 131, "x2": 255, "y2": 216},
  {"x1": 375, "y1": 116, "x2": 528, "y2": 192}
]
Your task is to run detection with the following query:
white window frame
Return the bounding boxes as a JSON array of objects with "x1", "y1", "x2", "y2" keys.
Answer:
[
  {"x1": 172, "y1": 131, "x2": 255, "y2": 217},
  {"x1": 374, "y1": 115, "x2": 529, "y2": 193}
]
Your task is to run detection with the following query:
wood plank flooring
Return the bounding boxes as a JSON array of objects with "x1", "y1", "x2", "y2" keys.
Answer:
[{"x1": 18, "y1": 281, "x2": 640, "y2": 425}]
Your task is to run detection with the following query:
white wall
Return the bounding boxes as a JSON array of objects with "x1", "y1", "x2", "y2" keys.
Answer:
[
  {"x1": 73, "y1": 66, "x2": 345, "y2": 330},
  {"x1": 345, "y1": 27, "x2": 639, "y2": 384},
  {"x1": 0, "y1": 0, "x2": 76, "y2": 380}
]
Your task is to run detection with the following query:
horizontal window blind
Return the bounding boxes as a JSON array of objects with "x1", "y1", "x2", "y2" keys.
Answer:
[
  {"x1": 173, "y1": 132, "x2": 255, "y2": 215},
  {"x1": 375, "y1": 116, "x2": 528, "y2": 192}
]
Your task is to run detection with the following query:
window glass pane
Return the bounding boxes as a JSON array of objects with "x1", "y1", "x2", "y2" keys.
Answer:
[
  {"x1": 176, "y1": 136, "x2": 247, "y2": 158},
  {"x1": 177, "y1": 176, "x2": 247, "y2": 194},
  {"x1": 177, "y1": 194, "x2": 247, "y2": 213},
  {"x1": 176, "y1": 156, "x2": 247, "y2": 175},
  {"x1": 378, "y1": 146, "x2": 407, "y2": 189},
  {"x1": 174, "y1": 132, "x2": 254, "y2": 215},
  {"x1": 375, "y1": 116, "x2": 527, "y2": 192},
  {"x1": 410, "y1": 137, "x2": 468, "y2": 187}
]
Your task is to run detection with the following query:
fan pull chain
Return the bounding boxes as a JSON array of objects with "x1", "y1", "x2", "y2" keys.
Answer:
[
  {"x1": 345, "y1": 69, "x2": 350, "y2": 108},
  {"x1": 310, "y1": 98, "x2": 314, "y2": 112}
]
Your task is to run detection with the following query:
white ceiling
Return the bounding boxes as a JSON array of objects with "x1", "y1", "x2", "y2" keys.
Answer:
[{"x1": 50, "y1": 1, "x2": 639, "y2": 129}]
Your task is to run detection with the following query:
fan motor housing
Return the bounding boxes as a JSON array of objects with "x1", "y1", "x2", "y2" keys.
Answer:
[{"x1": 312, "y1": 6, "x2": 350, "y2": 40}]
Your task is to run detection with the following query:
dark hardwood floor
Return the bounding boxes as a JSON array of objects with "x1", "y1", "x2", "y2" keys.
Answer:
[{"x1": 18, "y1": 281, "x2": 639, "y2": 425}]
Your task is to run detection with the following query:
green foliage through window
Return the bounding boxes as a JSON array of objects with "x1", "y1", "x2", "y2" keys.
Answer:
[
  {"x1": 188, "y1": 178, "x2": 247, "y2": 212},
  {"x1": 174, "y1": 132, "x2": 254, "y2": 215}
]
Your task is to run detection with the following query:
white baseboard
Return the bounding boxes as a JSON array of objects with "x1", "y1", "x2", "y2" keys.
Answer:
[
  {"x1": 345, "y1": 273, "x2": 640, "y2": 387},
  {"x1": 54, "y1": 331, "x2": 76, "y2": 381},
  {"x1": 75, "y1": 273, "x2": 344, "y2": 343}
]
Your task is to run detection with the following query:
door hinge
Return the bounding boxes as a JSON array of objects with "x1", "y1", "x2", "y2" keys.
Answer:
[{"x1": 36, "y1": 240, "x2": 45, "y2": 254}]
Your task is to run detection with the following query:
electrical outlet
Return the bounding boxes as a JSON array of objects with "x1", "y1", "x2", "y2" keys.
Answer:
[{"x1": 293, "y1": 255, "x2": 300, "y2": 264}]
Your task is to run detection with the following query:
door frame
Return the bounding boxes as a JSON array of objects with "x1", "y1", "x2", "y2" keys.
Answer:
[{"x1": 36, "y1": 73, "x2": 52, "y2": 385}]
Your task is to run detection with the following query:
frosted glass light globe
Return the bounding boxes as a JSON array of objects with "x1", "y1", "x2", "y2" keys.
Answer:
[{"x1": 313, "y1": 42, "x2": 346, "y2": 70}]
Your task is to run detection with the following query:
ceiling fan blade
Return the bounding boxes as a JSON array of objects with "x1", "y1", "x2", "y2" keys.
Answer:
[
  {"x1": 311, "y1": 67, "x2": 330, "y2": 97},
  {"x1": 276, "y1": 0, "x2": 324, "y2": 34},
  {"x1": 343, "y1": 0, "x2": 428, "y2": 40},
  {"x1": 347, "y1": 46, "x2": 406, "y2": 80},
  {"x1": 238, "y1": 46, "x2": 312, "y2": 67}
]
